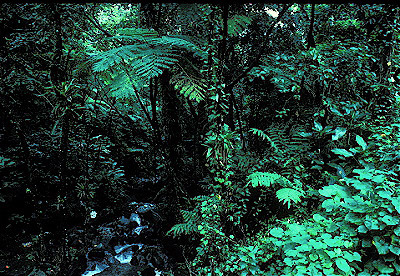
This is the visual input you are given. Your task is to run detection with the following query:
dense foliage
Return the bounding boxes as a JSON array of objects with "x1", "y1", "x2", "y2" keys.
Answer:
[{"x1": 1, "y1": 3, "x2": 400, "y2": 275}]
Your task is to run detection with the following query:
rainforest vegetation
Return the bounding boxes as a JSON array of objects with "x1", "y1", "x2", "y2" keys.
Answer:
[{"x1": 1, "y1": 3, "x2": 400, "y2": 276}]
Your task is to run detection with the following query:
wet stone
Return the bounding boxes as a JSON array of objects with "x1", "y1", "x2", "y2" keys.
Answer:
[{"x1": 82, "y1": 202, "x2": 170, "y2": 276}]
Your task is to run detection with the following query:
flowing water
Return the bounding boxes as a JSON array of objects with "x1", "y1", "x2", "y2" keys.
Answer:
[{"x1": 82, "y1": 202, "x2": 169, "y2": 276}]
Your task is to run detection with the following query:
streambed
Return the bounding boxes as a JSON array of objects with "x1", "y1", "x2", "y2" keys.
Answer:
[{"x1": 82, "y1": 202, "x2": 171, "y2": 276}]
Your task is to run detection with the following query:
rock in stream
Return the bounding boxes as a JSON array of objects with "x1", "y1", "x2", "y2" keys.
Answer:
[{"x1": 82, "y1": 202, "x2": 170, "y2": 276}]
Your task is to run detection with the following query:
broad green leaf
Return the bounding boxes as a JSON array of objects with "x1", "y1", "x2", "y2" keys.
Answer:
[
  {"x1": 373, "y1": 260, "x2": 394, "y2": 273},
  {"x1": 310, "y1": 239, "x2": 327, "y2": 249},
  {"x1": 331, "y1": 148, "x2": 354, "y2": 157},
  {"x1": 297, "y1": 243, "x2": 312, "y2": 252},
  {"x1": 343, "y1": 251, "x2": 358, "y2": 262},
  {"x1": 391, "y1": 197, "x2": 400, "y2": 213},
  {"x1": 327, "y1": 222, "x2": 339, "y2": 233},
  {"x1": 355, "y1": 135, "x2": 367, "y2": 150},
  {"x1": 322, "y1": 198, "x2": 336, "y2": 212},
  {"x1": 325, "y1": 238, "x2": 339, "y2": 247},
  {"x1": 332, "y1": 127, "x2": 347, "y2": 141},
  {"x1": 371, "y1": 174, "x2": 385, "y2": 183},
  {"x1": 377, "y1": 190, "x2": 392, "y2": 199},
  {"x1": 390, "y1": 245, "x2": 400, "y2": 255},
  {"x1": 357, "y1": 225, "x2": 368, "y2": 233},
  {"x1": 345, "y1": 213, "x2": 362, "y2": 224},
  {"x1": 313, "y1": 213, "x2": 325, "y2": 223},
  {"x1": 291, "y1": 234, "x2": 310, "y2": 244},
  {"x1": 381, "y1": 214, "x2": 399, "y2": 225},
  {"x1": 270, "y1": 227, "x2": 284, "y2": 238},
  {"x1": 373, "y1": 236, "x2": 389, "y2": 254},
  {"x1": 319, "y1": 184, "x2": 349, "y2": 198},
  {"x1": 335, "y1": 257, "x2": 351, "y2": 274},
  {"x1": 314, "y1": 121, "x2": 323, "y2": 131},
  {"x1": 394, "y1": 226, "x2": 400, "y2": 236},
  {"x1": 353, "y1": 168, "x2": 374, "y2": 180},
  {"x1": 286, "y1": 249, "x2": 298, "y2": 257}
]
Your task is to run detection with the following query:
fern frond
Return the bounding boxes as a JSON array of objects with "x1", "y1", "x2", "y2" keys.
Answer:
[
  {"x1": 167, "y1": 223, "x2": 197, "y2": 238},
  {"x1": 228, "y1": 15, "x2": 252, "y2": 36},
  {"x1": 249, "y1": 128, "x2": 280, "y2": 152},
  {"x1": 158, "y1": 36, "x2": 208, "y2": 60},
  {"x1": 92, "y1": 45, "x2": 140, "y2": 72},
  {"x1": 276, "y1": 188, "x2": 304, "y2": 209},
  {"x1": 170, "y1": 72, "x2": 207, "y2": 102},
  {"x1": 117, "y1": 28, "x2": 159, "y2": 38},
  {"x1": 129, "y1": 48, "x2": 179, "y2": 80},
  {"x1": 167, "y1": 209, "x2": 200, "y2": 238},
  {"x1": 108, "y1": 71, "x2": 145, "y2": 99},
  {"x1": 247, "y1": 172, "x2": 290, "y2": 188},
  {"x1": 182, "y1": 210, "x2": 201, "y2": 222}
]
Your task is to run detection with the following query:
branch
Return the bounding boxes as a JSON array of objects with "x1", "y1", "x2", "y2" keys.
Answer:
[
  {"x1": 83, "y1": 9, "x2": 113, "y2": 38},
  {"x1": 226, "y1": 4, "x2": 291, "y2": 90}
]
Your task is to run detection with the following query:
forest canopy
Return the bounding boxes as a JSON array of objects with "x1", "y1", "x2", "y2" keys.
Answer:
[{"x1": 1, "y1": 3, "x2": 400, "y2": 276}]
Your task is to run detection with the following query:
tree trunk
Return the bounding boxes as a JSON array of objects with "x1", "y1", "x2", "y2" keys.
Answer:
[{"x1": 160, "y1": 71, "x2": 185, "y2": 199}]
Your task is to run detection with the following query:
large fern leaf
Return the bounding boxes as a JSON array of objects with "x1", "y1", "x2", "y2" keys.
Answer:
[
  {"x1": 228, "y1": 15, "x2": 252, "y2": 36},
  {"x1": 157, "y1": 35, "x2": 208, "y2": 60},
  {"x1": 130, "y1": 47, "x2": 179, "y2": 80},
  {"x1": 247, "y1": 172, "x2": 290, "y2": 188},
  {"x1": 276, "y1": 188, "x2": 304, "y2": 209},
  {"x1": 249, "y1": 128, "x2": 280, "y2": 152},
  {"x1": 92, "y1": 45, "x2": 140, "y2": 72},
  {"x1": 170, "y1": 72, "x2": 207, "y2": 102},
  {"x1": 108, "y1": 71, "x2": 145, "y2": 99},
  {"x1": 167, "y1": 210, "x2": 200, "y2": 238},
  {"x1": 92, "y1": 27, "x2": 209, "y2": 101}
]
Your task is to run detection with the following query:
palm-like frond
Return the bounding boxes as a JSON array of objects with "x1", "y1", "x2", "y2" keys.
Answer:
[
  {"x1": 276, "y1": 188, "x2": 304, "y2": 209},
  {"x1": 92, "y1": 45, "x2": 141, "y2": 72},
  {"x1": 91, "y1": 28, "x2": 209, "y2": 100},
  {"x1": 228, "y1": 15, "x2": 252, "y2": 36},
  {"x1": 170, "y1": 72, "x2": 207, "y2": 102},
  {"x1": 167, "y1": 210, "x2": 200, "y2": 238},
  {"x1": 247, "y1": 172, "x2": 290, "y2": 188},
  {"x1": 108, "y1": 71, "x2": 145, "y2": 99},
  {"x1": 130, "y1": 47, "x2": 179, "y2": 80}
]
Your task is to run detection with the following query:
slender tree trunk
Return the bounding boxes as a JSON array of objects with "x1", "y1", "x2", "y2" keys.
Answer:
[
  {"x1": 307, "y1": 4, "x2": 316, "y2": 49},
  {"x1": 160, "y1": 71, "x2": 185, "y2": 199}
]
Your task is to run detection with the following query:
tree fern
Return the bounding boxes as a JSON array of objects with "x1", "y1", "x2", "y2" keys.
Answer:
[
  {"x1": 157, "y1": 36, "x2": 208, "y2": 60},
  {"x1": 91, "y1": 27, "x2": 209, "y2": 100},
  {"x1": 108, "y1": 71, "x2": 145, "y2": 99}
]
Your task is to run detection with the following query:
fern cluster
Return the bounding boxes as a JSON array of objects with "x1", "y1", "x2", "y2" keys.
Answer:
[
  {"x1": 228, "y1": 15, "x2": 252, "y2": 37},
  {"x1": 247, "y1": 171, "x2": 304, "y2": 208},
  {"x1": 247, "y1": 171, "x2": 289, "y2": 188},
  {"x1": 167, "y1": 209, "x2": 200, "y2": 238},
  {"x1": 91, "y1": 27, "x2": 209, "y2": 101}
]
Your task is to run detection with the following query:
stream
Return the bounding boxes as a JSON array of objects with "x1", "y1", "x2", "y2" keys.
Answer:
[{"x1": 82, "y1": 202, "x2": 171, "y2": 276}]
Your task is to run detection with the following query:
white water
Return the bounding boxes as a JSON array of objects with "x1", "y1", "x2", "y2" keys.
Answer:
[
  {"x1": 82, "y1": 263, "x2": 109, "y2": 276},
  {"x1": 130, "y1": 213, "x2": 141, "y2": 226},
  {"x1": 114, "y1": 243, "x2": 143, "y2": 254}
]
